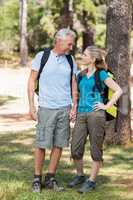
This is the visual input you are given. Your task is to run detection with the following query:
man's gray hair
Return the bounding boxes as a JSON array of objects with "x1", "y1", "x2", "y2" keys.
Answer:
[{"x1": 55, "y1": 28, "x2": 76, "y2": 40}]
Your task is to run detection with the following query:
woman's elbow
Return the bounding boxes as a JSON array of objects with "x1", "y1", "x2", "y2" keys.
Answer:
[{"x1": 119, "y1": 87, "x2": 123, "y2": 97}]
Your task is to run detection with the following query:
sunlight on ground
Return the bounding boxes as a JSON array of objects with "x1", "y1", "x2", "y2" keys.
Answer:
[
  {"x1": 0, "y1": 130, "x2": 133, "y2": 200},
  {"x1": 11, "y1": 138, "x2": 34, "y2": 145}
]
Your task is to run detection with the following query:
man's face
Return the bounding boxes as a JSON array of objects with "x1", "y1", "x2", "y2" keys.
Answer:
[{"x1": 58, "y1": 35, "x2": 74, "y2": 54}]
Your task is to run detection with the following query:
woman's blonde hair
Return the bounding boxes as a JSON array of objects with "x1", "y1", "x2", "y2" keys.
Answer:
[{"x1": 85, "y1": 46, "x2": 107, "y2": 70}]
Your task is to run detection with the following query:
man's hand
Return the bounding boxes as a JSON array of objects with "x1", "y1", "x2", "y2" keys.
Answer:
[
  {"x1": 27, "y1": 70, "x2": 38, "y2": 121},
  {"x1": 29, "y1": 106, "x2": 38, "y2": 121}
]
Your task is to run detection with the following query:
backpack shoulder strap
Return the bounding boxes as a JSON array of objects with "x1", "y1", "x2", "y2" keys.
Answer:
[
  {"x1": 65, "y1": 54, "x2": 74, "y2": 95},
  {"x1": 66, "y1": 54, "x2": 73, "y2": 74},
  {"x1": 37, "y1": 48, "x2": 51, "y2": 80},
  {"x1": 94, "y1": 69, "x2": 104, "y2": 95},
  {"x1": 94, "y1": 69, "x2": 111, "y2": 104}
]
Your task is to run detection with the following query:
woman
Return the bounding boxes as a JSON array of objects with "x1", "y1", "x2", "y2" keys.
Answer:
[{"x1": 68, "y1": 46, "x2": 123, "y2": 193}]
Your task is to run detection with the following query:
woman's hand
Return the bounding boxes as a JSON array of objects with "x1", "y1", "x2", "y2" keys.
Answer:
[{"x1": 94, "y1": 102, "x2": 107, "y2": 111}]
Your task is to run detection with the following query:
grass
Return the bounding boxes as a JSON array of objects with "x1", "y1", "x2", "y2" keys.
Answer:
[
  {"x1": 0, "y1": 95, "x2": 17, "y2": 106},
  {"x1": 0, "y1": 130, "x2": 133, "y2": 200},
  {"x1": 0, "y1": 53, "x2": 32, "y2": 68}
]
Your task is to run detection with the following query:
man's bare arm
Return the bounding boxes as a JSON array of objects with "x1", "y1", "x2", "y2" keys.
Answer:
[
  {"x1": 72, "y1": 74, "x2": 78, "y2": 108},
  {"x1": 27, "y1": 70, "x2": 38, "y2": 120},
  {"x1": 69, "y1": 74, "x2": 78, "y2": 121}
]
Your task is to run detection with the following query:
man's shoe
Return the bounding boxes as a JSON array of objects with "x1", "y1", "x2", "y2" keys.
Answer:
[
  {"x1": 44, "y1": 177, "x2": 65, "y2": 191},
  {"x1": 78, "y1": 179, "x2": 96, "y2": 193},
  {"x1": 68, "y1": 175, "x2": 86, "y2": 188},
  {"x1": 32, "y1": 178, "x2": 41, "y2": 192}
]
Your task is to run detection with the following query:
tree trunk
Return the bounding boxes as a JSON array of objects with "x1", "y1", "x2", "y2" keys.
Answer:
[
  {"x1": 106, "y1": 0, "x2": 132, "y2": 144},
  {"x1": 0, "y1": 0, "x2": 4, "y2": 5},
  {"x1": 19, "y1": 0, "x2": 28, "y2": 66},
  {"x1": 59, "y1": 0, "x2": 73, "y2": 29},
  {"x1": 82, "y1": 27, "x2": 95, "y2": 51},
  {"x1": 58, "y1": 0, "x2": 78, "y2": 55},
  {"x1": 82, "y1": 10, "x2": 95, "y2": 51}
]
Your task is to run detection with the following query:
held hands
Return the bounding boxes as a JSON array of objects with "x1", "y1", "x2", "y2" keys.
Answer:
[
  {"x1": 69, "y1": 105, "x2": 77, "y2": 123},
  {"x1": 29, "y1": 106, "x2": 37, "y2": 121},
  {"x1": 94, "y1": 102, "x2": 108, "y2": 111}
]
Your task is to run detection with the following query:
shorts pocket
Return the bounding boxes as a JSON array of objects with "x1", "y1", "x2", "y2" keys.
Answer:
[{"x1": 36, "y1": 124, "x2": 45, "y2": 141}]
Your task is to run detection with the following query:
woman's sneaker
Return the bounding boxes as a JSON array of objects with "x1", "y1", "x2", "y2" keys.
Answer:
[
  {"x1": 78, "y1": 179, "x2": 96, "y2": 193},
  {"x1": 68, "y1": 175, "x2": 86, "y2": 188}
]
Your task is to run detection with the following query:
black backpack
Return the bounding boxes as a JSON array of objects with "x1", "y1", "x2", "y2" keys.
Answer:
[
  {"x1": 93, "y1": 69, "x2": 117, "y2": 121},
  {"x1": 35, "y1": 48, "x2": 74, "y2": 95}
]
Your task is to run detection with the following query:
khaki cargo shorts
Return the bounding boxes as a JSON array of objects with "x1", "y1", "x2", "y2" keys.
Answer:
[
  {"x1": 71, "y1": 110, "x2": 106, "y2": 161},
  {"x1": 36, "y1": 106, "x2": 70, "y2": 149}
]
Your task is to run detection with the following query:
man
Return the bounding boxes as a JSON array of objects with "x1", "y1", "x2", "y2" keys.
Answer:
[{"x1": 27, "y1": 28, "x2": 78, "y2": 192}]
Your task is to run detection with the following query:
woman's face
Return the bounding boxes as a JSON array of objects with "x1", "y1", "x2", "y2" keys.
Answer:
[{"x1": 81, "y1": 49, "x2": 95, "y2": 65}]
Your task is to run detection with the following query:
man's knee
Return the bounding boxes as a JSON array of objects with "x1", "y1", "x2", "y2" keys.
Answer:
[{"x1": 36, "y1": 147, "x2": 45, "y2": 151}]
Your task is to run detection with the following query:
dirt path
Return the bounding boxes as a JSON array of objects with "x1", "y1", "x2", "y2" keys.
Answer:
[
  {"x1": 0, "y1": 67, "x2": 36, "y2": 133},
  {"x1": 0, "y1": 67, "x2": 133, "y2": 133}
]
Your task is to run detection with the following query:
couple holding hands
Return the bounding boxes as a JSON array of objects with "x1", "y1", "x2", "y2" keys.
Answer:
[{"x1": 28, "y1": 28, "x2": 122, "y2": 193}]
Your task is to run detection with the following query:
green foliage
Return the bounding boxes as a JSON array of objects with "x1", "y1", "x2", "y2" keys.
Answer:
[
  {"x1": 27, "y1": 1, "x2": 54, "y2": 52},
  {"x1": 74, "y1": 0, "x2": 97, "y2": 25},
  {"x1": 92, "y1": 0, "x2": 106, "y2": 6},
  {"x1": 94, "y1": 3, "x2": 106, "y2": 48},
  {"x1": 96, "y1": 4, "x2": 106, "y2": 24},
  {"x1": 0, "y1": 0, "x2": 19, "y2": 53},
  {"x1": 0, "y1": 0, "x2": 107, "y2": 54},
  {"x1": 95, "y1": 24, "x2": 106, "y2": 47},
  {"x1": 75, "y1": 0, "x2": 96, "y2": 13}
]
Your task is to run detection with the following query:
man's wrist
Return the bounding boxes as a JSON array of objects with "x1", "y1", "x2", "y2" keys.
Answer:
[
  {"x1": 72, "y1": 103, "x2": 77, "y2": 110},
  {"x1": 29, "y1": 104, "x2": 35, "y2": 110}
]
